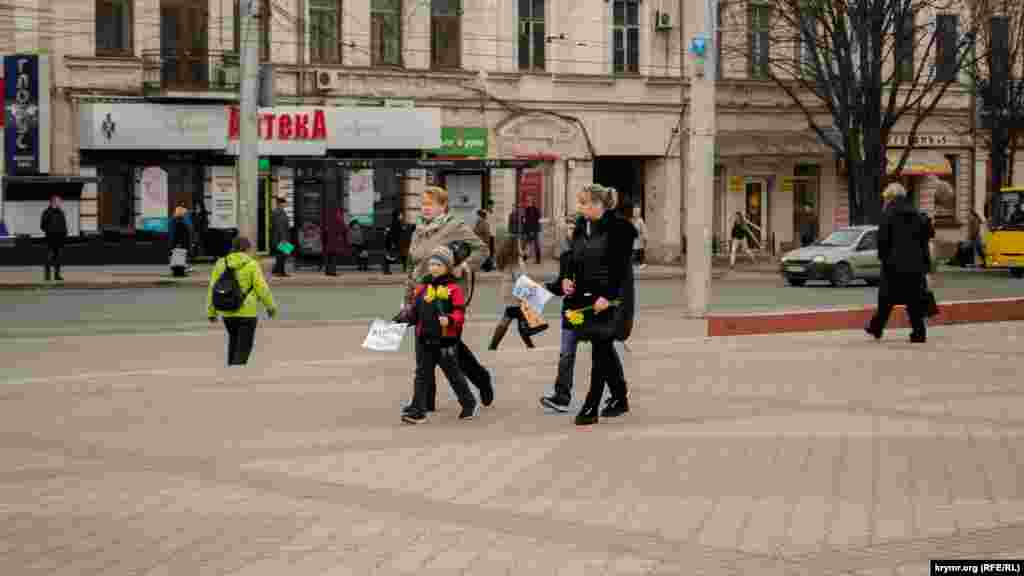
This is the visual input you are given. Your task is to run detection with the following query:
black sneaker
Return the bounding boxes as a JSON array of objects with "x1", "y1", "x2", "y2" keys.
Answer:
[
  {"x1": 540, "y1": 394, "x2": 571, "y2": 413},
  {"x1": 600, "y1": 398, "x2": 630, "y2": 418},
  {"x1": 909, "y1": 334, "x2": 926, "y2": 343},
  {"x1": 864, "y1": 324, "x2": 882, "y2": 340},
  {"x1": 401, "y1": 410, "x2": 427, "y2": 424},
  {"x1": 574, "y1": 410, "x2": 598, "y2": 426},
  {"x1": 459, "y1": 402, "x2": 478, "y2": 420}
]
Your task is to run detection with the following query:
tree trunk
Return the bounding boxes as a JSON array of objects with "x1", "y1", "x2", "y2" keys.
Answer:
[
  {"x1": 991, "y1": 125, "x2": 1009, "y2": 218},
  {"x1": 846, "y1": 159, "x2": 860, "y2": 226},
  {"x1": 860, "y1": 128, "x2": 884, "y2": 225}
]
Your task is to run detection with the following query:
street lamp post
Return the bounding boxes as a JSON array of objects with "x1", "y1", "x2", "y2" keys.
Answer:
[
  {"x1": 237, "y1": 0, "x2": 260, "y2": 245},
  {"x1": 685, "y1": 0, "x2": 718, "y2": 317}
]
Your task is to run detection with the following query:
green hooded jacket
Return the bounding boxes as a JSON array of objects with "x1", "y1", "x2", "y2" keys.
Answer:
[{"x1": 206, "y1": 252, "x2": 277, "y2": 318}]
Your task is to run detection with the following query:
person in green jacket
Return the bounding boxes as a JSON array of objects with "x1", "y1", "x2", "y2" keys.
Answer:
[{"x1": 206, "y1": 237, "x2": 278, "y2": 366}]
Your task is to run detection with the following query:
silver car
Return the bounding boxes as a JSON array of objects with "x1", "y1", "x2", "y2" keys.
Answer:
[{"x1": 779, "y1": 226, "x2": 882, "y2": 287}]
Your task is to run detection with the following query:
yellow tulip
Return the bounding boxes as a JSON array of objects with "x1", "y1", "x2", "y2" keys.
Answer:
[{"x1": 436, "y1": 286, "x2": 449, "y2": 300}]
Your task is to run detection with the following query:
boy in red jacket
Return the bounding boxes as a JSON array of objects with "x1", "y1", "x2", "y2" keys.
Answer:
[{"x1": 398, "y1": 245, "x2": 477, "y2": 424}]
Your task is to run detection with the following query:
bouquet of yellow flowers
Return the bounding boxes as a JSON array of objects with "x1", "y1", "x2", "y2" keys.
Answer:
[
  {"x1": 564, "y1": 299, "x2": 622, "y2": 326},
  {"x1": 424, "y1": 285, "x2": 449, "y2": 303}
]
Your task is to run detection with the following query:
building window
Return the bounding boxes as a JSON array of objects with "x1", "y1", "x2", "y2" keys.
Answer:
[
  {"x1": 934, "y1": 14, "x2": 959, "y2": 82},
  {"x1": 96, "y1": 0, "x2": 133, "y2": 55},
  {"x1": 518, "y1": 0, "x2": 545, "y2": 71},
  {"x1": 311, "y1": 0, "x2": 342, "y2": 63},
  {"x1": 749, "y1": 3, "x2": 770, "y2": 79},
  {"x1": 234, "y1": 1, "x2": 272, "y2": 62},
  {"x1": 611, "y1": 0, "x2": 639, "y2": 74},
  {"x1": 372, "y1": 0, "x2": 402, "y2": 66},
  {"x1": 431, "y1": 0, "x2": 462, "y2": 69},
  {"x1": 895, "y1": 9, "x2": 914, "y2": 82}
]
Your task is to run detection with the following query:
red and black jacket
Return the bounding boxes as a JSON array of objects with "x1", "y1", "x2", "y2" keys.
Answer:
[{"x1": 401, "y1": 274, "x2": 466, "y2": 344}]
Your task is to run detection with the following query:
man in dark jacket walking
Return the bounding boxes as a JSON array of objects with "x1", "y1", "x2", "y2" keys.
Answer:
[
  {"x1": 271, "y1": 194, "x2": 290, "y2": 277},
  {"x1": 866, "y1": 183, "x2": 932, "y2": 343},
  {"x1": 40, "y1": 195, "x2": 68, "y2": 281}
]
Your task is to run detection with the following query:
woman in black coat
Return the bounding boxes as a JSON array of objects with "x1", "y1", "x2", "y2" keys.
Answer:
[{"x1": 562, "y1": 184, "x2": 637, "y2": 426}]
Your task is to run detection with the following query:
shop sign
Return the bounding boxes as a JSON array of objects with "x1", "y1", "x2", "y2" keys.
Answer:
[
  {"x1": 4, "y1": 54, "x2": 51, "y2": 175},
  {"x1": 330, "y1": 108, "x2": 441, "y2": 150},
  {"x1": 227, "y1": 106, "x2": 329, "y2": 157},
  {"x1": 887, "y1": 134, "x2": 963, "y2": 148},
  {"x1": 79, "y1": 103, "x2": 227, "y2": 150},
  {"x1": 208, "y1": 166, "x2": 238, "y2": 229},
  {"x1": 435, "y1": 127, "x2": 488, "y2": 157}
]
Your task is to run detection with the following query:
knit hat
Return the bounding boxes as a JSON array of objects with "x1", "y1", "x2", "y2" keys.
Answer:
[{"x1": 429, "y1": 245, "x2": 454, "y2": 269}]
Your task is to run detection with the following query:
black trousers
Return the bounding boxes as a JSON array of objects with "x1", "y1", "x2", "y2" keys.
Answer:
[
  {"x1": 554, "y1": 331, "x2": 625, "y2": 400},
  {"x1": 868, "y1": 272, "x2": 926, "y2": 338},
  {"x1": 424, "y1": 340, "x2": 491, "y2": 410},
  {"x1": 412, "y1": 340, "x2": 475, "y2": 412},
  {"x1": 223, "y1": 317, "x2": 258, "y2": 366},
  {"x1": 272, "y1": 250, "x2": 287, "y2": 274},
  {"x1": 44, "y1": 243, "x2": 62, "y2": 275},
  {"x1": 324, "y1": 254, "x2": 338, "y2": 275},
  {"x1": 580, "y1": 338, "x2": 628, "y2": 412}
]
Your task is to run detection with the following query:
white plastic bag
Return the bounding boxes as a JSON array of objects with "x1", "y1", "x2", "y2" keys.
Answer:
[
  {"x1": 362, "y1": 319, "x2": 408, "y2": 352},
  {"x1": 512, "y1": 274, "x2": 554, "y2": 315}
]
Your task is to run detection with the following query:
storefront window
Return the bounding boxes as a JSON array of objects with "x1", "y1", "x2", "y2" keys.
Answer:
[{"x1": 933, "y1": 155, "x2": 959, "y2": 225}]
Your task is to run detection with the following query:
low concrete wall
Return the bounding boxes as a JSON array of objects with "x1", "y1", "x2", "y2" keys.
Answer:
[{"x1": 707, "y1": 297, "x2": 1024, "y2": 336}]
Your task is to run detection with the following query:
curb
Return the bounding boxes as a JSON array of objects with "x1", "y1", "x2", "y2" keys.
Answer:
[
  {"x1": 0, "y1": 270, "x2": 756, "y2": 291},
  {"x1": 706, "y1": 296, "x2": 1024, "y2": 337}
]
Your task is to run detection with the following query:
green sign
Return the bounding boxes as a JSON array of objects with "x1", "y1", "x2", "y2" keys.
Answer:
[{"x1": 435, "y1": 127, "x2": 488, "y2": 157}]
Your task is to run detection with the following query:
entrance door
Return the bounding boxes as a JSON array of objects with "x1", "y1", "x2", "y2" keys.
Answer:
[
  {"x1": 792, "y1": 178, "x2": 819, "y2": 245},
  {"x1": 744, "y1": 178, "x2": 767, "y2": 247},
  {"x1": 160, "y1": 0, "x2": 209, "y2": 90}
]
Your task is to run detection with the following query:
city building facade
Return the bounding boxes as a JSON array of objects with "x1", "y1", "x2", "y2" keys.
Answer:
[{"x1": 2, "y1": 0, "x2": 1022, "y2": 263}]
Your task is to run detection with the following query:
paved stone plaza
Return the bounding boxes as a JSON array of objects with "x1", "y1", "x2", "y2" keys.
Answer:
[{"x1": 1, "y1": 312, "x2": 1022, "y2": 575}]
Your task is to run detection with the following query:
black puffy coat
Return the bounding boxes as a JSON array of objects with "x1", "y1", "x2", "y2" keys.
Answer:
[{"x1": 560, "y1": 211, "x2": 637, "y2": 341}]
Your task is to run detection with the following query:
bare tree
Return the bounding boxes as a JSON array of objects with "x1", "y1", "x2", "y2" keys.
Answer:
[
  {"x1": 964, "y1": 0, "x2": 1024, "y2": 209},
  {"x1": 720, "y1": 0, "x2": 980, "y2": 224}
]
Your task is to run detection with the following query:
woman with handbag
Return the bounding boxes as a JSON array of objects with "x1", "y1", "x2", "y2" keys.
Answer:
[{"x1": 562, "y1": 184, "x2": 637, "y2": 426}]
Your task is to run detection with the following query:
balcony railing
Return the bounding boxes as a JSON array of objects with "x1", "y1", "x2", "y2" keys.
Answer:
[{"x1": 142, "y1": 49, "x2": 240, "y2": 95}]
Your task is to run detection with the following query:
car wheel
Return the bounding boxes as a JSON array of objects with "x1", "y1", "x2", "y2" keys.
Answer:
[
  {"x1": 1012, "y1": 268, "x2": 1024, "y2": 278},
  {"x1": 786, "y1": 277, "x2": 806, "y2": 287},
  {"x1": 830, "y1": 263, "x2": 853, "y2": 287}
]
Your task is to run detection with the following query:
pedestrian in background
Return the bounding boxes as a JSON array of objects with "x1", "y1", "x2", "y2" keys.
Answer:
[
  {"x1": 323, "y1": 208, "x2": 350, "y2": 277},
  {"x1": 473, "y1": 209, "x2": 494, "y2": 270},
  {"x1": 799, "y1": 204, "x2": 818, "y2": 246},
  {"x1": 350, "y1": 220, "x2": 369, "y2": 272},
  {"x1": 271, "y1": 194, "x2": 291, "y2": 277},
  {"x1": 729, "y1": 211, "x2": 759, "y2": 268},
  {"x1": 524, "y1": 198, "x2": 542, "y2": 264},
  {"x1": 866, "y1": 183, "x2": 931, "y2": 344},
  {"x1": 625, "y1": 199, "x2": 648, "y2": 268},
  {"x1": 207, "y1": 236, "x2": 278, "y2": 366},
  {"x1": 169, "y1": 204, "x2": 192, "y2": 277},
  {"x1": 40, "y1": 194, "x2": 68, "y2": 282},
  {"x1": 384, "y1": 211, "x2": 402, "y2": 275}
]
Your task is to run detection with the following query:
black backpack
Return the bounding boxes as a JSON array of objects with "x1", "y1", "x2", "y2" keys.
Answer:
[{"x1": 211, "y1": 259, "x2": 250, "y2": 312}]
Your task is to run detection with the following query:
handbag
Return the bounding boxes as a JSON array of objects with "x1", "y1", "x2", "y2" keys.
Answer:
[{"x1": 170, "y1": 247, "x2": 188, "y2": 268}]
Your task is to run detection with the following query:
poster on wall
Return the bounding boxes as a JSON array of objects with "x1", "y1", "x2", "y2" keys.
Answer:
[
  {"x1": 299, "y1": 186, "x2": 323, "y2": 255},
  {"x1": 348, "y1": 169, "x2": 375, "y2": 225},
  {"x1": 275, "y1": 167, "x2": 295, "y2": 226},
  {"x1": 209, "y1": 167, "x2": 237, "y2": 229},
  {"x1": 139, "y1": 166, "x2": 169, "y2": 232},
  {"x1": 4, "y1": 54, "x2": 51, "y2": 175}
]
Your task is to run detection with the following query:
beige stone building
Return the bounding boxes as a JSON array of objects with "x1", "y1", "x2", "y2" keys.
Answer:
[{"x1": 1, "y1": 0, "x2": 1022, "y2": 263}]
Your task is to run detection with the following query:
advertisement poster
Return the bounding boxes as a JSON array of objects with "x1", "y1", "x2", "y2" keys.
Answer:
[
  {"x1": 348, "y1": 169, "x2": 375, "y2": 225},
  {"x1": 139, "y1": 166, "x2": 169, "y2": 232},
  {"x1": 209, "y1": 166, "x2": 237, "y2": 229},
  {"x1": 299, "y1": 186, "x2": 323, "y2": 255},
  {"x1": 4, "y1": 54, "x2": 51, "y2": 175}
]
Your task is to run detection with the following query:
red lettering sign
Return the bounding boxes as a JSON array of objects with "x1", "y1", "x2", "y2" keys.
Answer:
[{"x1": 227, "y1": 107, "x2": 327, "y2": 142}]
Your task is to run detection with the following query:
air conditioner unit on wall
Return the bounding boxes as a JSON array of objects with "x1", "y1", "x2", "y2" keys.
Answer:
[
  {"x1": 314, "y1": 69, "x2": 335, "y2": 91},
  {"x1": 655, "y1": 10, "x2": 673, "y2": 31}
]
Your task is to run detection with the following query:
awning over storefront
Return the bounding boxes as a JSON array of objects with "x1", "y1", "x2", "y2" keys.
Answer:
[
  {"x1": 886, "y1": 149, "x2": 952, "y2": 176},
  {"x1": 716, "y1": 131, "x2": 831, "y2": 157},
  {"x1": 1, "y1": 175, "x2": 101, "y2": 201}
]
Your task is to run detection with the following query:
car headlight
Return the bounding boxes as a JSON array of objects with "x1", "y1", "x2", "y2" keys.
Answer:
[{"x1": 813, "y1": 255, "x2": 826, "y2": 264}]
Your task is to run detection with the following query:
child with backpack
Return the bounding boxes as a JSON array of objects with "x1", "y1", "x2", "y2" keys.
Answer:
[
  {"x1": 206, "y1": 237, "x2": 278, "y2": 366},
  {"x1": 396, "y1": 245, "x2": 477, "y2": 424}
]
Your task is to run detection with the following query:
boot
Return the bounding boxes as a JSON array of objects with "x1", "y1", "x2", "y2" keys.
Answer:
[
  {"x1": 488, "y1": 318, "x2": 512, "y2": 350},
  {"x1": 44, "y1": 264, "x2": 51, "y2": 282},
  {"x1": 515, "y1": 318, "x2": 537, "y2": 348}
]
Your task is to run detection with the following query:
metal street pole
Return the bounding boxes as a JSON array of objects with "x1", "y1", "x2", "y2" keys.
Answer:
[
  {"x1": 685, "y1": 0, "x2": 717, "y2": 317},
  {"x1": 237, "y1": 0, "x2": 260, "y2": 244}
]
